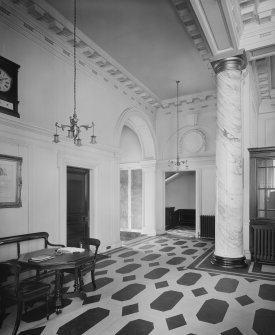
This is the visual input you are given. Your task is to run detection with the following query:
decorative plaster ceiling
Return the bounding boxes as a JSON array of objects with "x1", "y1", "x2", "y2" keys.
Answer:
[{"x1": 45, "y1": 0, "x2": 216, "y2": 101}]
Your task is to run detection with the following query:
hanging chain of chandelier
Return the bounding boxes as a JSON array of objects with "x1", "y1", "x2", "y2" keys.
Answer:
[
  {"x1": 53, "y1": 0, "x2": 96, "y2": 146},
  {"x1": 168, "y1": 80, "x2": 188, "y2": 169}
]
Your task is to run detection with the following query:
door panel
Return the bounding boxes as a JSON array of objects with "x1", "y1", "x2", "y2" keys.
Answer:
[{"x1": 67, "y1": 167, "x2": 89, "y2": 247}]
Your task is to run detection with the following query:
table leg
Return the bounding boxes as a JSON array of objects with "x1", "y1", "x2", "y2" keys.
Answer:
[
  {"x1": 73, "y1": 268, "x2": 80, "y2": 292},
  {"x1": 55, "y1": 270, "x2": 63, "y2": 314},
  {"x1": 78, "y1": 268, "x2": 84, "y2": 291},
  {"x1": 72, "y1": 268, "x2": 86, "y2": 299}
]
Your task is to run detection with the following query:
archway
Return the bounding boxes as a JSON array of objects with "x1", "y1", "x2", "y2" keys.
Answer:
[{"x1": 114, "y1": 108, "x2": 158, "y2": 239}]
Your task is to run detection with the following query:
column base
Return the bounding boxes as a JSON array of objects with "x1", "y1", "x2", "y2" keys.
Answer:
[{"x1": 211, "y1": 254, "x2": 247, "y2": 269}]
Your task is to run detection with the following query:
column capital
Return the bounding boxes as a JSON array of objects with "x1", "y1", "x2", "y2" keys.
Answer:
[{"x1": 211, "y1": 50, "x2": 247, "y2": 74}]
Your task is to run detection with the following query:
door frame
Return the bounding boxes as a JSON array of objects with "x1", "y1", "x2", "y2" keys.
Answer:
[
  {"x1": 156, "y1": 167, "x2": 201, "y2": 237},
  {"x1": 120, "y1": 165, "x2": 143, "y2": 233},
  {"x1": 164, "y1": 170, "x2": 197, "y2": 231},
  {"x1": 58, "y1": 154, "x2": 97, "y2": 246},
  {"x1": 67, "y1": 166, "x2": 90, "y2": 246}
]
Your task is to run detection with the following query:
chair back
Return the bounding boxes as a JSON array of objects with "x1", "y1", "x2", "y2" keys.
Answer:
[{"x1": 80, "y1": 238, "x2": 100, "y2": 259}]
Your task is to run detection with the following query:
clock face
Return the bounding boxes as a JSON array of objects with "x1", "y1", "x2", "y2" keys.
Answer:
[{"x1": 0, "y1": 68, "x2": 12, "y2": 92}]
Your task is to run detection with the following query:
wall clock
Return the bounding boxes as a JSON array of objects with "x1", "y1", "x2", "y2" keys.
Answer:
[{"x1": 0, "y1": 55, "x2": 20, "y2": 118}]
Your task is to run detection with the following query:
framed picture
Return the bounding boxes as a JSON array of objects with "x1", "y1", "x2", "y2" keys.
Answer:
[{"x1": 0, "y1": 154, "x2": 22, "y2": 208}]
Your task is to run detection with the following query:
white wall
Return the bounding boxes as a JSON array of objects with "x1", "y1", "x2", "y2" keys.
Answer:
[
  {"x1": 120, "y1": 126, "x2": 142, "y2": 163},
  {"x1": 201, "y1": 167, "x2": 216, "y2": 215},
  {"x1": 165, "y1": 173, "x2": 195, "y2": 210},
  {"x1": 0, "y1": 12, "x2": 153, "y2": 256},
  {"x1": 157, "y1": 105, "x2": 216, "y2": 160}
]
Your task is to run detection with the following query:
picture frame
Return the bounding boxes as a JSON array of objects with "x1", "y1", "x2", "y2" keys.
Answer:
[{"x1": 0, "y1": 154, "x2": 22, "y2": 208}]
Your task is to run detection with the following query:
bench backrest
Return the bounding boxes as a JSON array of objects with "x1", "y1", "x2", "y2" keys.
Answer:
[{"x1": 0, "y1": 232, "x2": 50, "y2": 260}]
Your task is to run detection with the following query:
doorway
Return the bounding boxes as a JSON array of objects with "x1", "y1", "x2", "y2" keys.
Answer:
[
  {"x1": 165, "y1": 171, "x2": 196, "y2": 236},
  {"x1": 67, "y1": 166, "x2": 90, "y2": 247}
]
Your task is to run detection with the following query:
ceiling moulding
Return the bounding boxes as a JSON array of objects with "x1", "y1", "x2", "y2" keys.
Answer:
[
  {"x1": 239, "y1": 0, "x2": 275, "y2": 51},
  {"x1": 5, "y1": 0, "x2": 162, "y2": 113},
  {"x1": 239, "y1": 0, "x2": 275, "y2": 26},
  {"x1": 220, "y1": 0, "x2": 244, "y2": 47},
  {"x1": 189, "y1": 0, "x2": 237, "y2": 56},
  {"x1": 170, "y1": 0, "x2": 213, "y2": 71},
  {"x1": 161, "y1": 90, "x2": 217, "y2": 112}
]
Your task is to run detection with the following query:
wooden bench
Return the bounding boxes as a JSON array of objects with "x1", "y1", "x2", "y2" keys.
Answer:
[
  {"x1": 0, "y1": 232, "x2": 63, "y2": 332},
  {"x1": 0, "y1": 232, "x2": 64, "y2": 283}
]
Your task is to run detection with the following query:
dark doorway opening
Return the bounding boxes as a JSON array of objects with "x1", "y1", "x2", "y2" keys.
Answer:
[
  {"x1": 165, "y1": 171, "x2": 196, "y2": 237},
  {"x1": 67, "y1": 166, "x2": 89, "y2": 247}
]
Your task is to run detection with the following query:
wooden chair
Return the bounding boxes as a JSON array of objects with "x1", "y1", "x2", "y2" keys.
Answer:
[
  {"x1": 62, "y1": 238, "x2": 101, "y2": 290},
  {"x1": 0, "y1": 261, "x2": 51, "y2": 335},
  {"x1": 80, "y1": 238, "x2": 101, "y2": 289}
]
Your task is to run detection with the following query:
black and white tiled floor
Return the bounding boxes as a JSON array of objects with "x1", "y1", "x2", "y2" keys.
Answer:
[{"x1": 2, "y1": 234, "x2": 275, "y2": 335}]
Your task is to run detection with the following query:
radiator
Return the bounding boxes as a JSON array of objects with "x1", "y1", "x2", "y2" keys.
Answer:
[
  {"x1": 200, "y1": 215, "x2": 215, "y2": 239},
  {"x1": 251, "y1": 223, "x2": 275, "y2": 263}
]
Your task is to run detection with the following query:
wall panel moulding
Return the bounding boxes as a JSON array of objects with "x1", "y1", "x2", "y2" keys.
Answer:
[
  {"x1": 248, "y1": 45, "x2": 275, "y2": 60},
  {"x1": 253, "y1": 57, "x2": 272, "y2": 100},
  {"x1": 5, "y1": 0, "x2": 161, "y2": 113}
]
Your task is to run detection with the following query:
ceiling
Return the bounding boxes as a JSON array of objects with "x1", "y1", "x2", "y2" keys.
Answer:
[
  {"x1": 45, "y1": 0, "x2": 216, "y2": 101},
  {"x1": 10, "y1": 0, "x2": 272, "y2": 109}
]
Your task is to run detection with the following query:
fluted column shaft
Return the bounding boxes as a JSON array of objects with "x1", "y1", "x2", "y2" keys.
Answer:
[{"x1": 211, "y1": 54, "x2": 247, "y2": 268}]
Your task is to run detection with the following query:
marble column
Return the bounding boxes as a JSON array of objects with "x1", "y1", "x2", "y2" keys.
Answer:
[{"x1": 211, "y1": 53, "x2": 247, "y2": 268}]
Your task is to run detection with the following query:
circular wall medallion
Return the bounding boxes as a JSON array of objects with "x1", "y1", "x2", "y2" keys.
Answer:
[{"x1": 180, "y1": 129, "x2": 206, "y2": 153}]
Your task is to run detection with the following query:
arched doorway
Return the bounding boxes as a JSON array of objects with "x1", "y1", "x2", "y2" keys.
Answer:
[{"x1": 114, "y1": 108, "x2": 157, "y2": 241}]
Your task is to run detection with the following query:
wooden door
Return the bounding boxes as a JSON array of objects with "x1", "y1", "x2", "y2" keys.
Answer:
[{"x1": 67, "y1": 166, "x2": 89, "y2": 247}]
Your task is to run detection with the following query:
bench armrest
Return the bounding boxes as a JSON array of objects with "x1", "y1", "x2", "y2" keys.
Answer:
[{"x1": 46, "y1": 241, "x2": 65, "y2": 248}]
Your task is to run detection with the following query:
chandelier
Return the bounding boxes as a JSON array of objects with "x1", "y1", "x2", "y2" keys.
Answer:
[
  {"x1": 53, "y1": 0, "x2": 96, "y2": 146},
  {"x1": 168, "y1": 81, "x2": 188, "y2": 169}
]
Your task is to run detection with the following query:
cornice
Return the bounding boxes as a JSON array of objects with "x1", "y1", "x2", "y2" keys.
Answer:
[
  {"x1": 1, "y1": 0, "x2": 162, "y2": 113},
  {"x1": 170, "y1": 0, "x2": 213, "y2": 70},
  {"x1": 160, "y1": 90, "x2": 217, "y2": 114}
]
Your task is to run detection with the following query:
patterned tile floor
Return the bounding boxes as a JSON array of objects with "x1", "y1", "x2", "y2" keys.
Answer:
[{"x1": 1, "y1": 234, "x2": 275, "y2": 335}]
